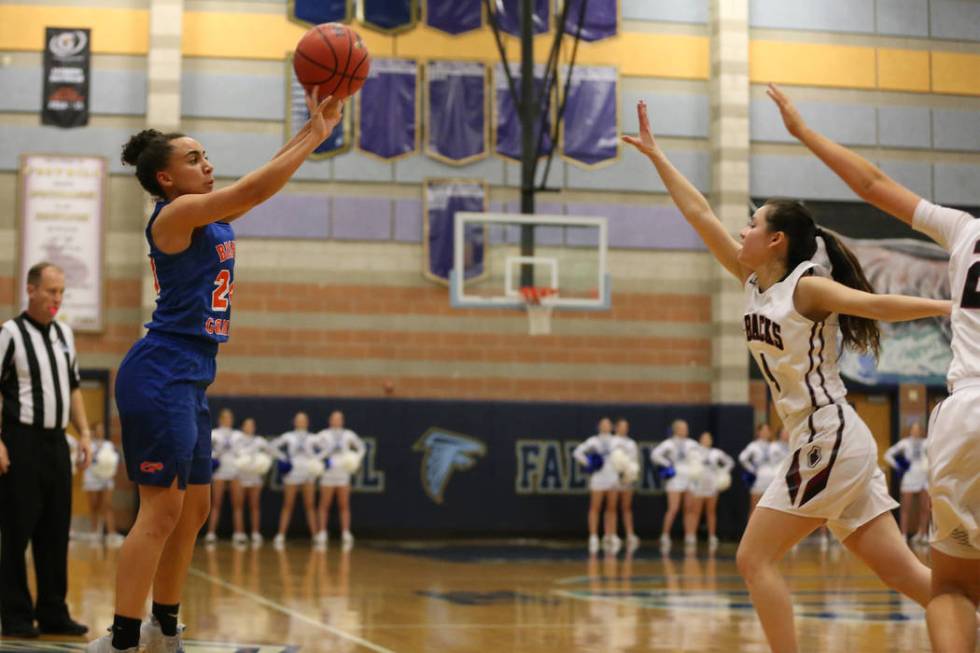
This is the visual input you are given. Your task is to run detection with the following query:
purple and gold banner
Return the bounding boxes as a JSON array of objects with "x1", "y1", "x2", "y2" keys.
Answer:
[
  {"x1": 290, "y1": 0, "x2": 350, "y2": 27},
  {"x1": 561, "y1": 65, "x2": 618, "y2": 167},
  {"x1": 424, "y1": 179, "x2": 487, "y2": 283},
  {"x1": 493, "y1": 0, "x2": 548, "y2": 36},
  {"x1": 494, "y1": 63, "x2": 553, "y2": 161},
  {"x1": 358, "y1": 58, "x2": 418, "y2": 160},
  {"x1": 287, "y1": 56, "x2": 352, "y2": 159},
  {"x1": 562, "y1": 0, "x2": 618, "y2": 42},
  {"x1": 425, "y1": 0, "x2": 482, "y2": 34},
  {"x1": 425, "y1": 61, "x2": 488, "y2": 165},
  {"x1": 360, "y1": 0, "x2": 417, "y2": 33}
]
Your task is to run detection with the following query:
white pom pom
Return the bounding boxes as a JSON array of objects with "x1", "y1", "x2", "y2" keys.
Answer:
[
  {"x1": 713, "y1": 470, "x2": 731, "y2": 492},
  {"x1": 252, "y1": 452, "x2": 273, "y2": 475},
  {"x1": 622, "y1": 461, "x2": 640, "y2": 484},
  {"x1": 609, "y1": 448, "x2": 630, "y2": 473},
  {"x1": 336, "y1": 451, "x2": 363, "y2": 474},
  {"x1": 679, "y1": 459, "x2": 704, "y2": 481},
  {"x1": 92, "y1": 448, "x2": 119, "y2": 480},
  {"x1": 304, "y1": 457, "x2": 325, "y2": 477},
  {"x1": 234, "y1": 454, "x2": 252, "y2": 474}
]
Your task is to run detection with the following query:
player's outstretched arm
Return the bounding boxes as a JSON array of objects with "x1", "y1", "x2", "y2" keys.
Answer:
[
  {"x1": 623, "y1": 101, "x2": 749, "y2": 283},
  {"x1": 158, "y1": 93, "x2": 344, "y2": 233},
  {"x1": 795, "y1": 275, "x2": 952, "y2": 323},
  {"x1": 767, "y1": 83, "x2": 920, "y2": 225}
]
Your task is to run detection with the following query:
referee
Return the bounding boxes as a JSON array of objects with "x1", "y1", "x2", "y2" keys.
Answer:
[{"x1": 0, "y1": 262, "x2": 92, "y2": 638}]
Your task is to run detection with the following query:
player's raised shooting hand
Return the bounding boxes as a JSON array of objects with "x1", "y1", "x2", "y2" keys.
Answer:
[{"x1": 622, "y1": 101, "x2": 661, "y2": 158}]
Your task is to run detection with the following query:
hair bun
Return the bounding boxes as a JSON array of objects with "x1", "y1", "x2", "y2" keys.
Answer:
[{"x1": 121, "y1": 129, "x2": 163, "y2": 166}]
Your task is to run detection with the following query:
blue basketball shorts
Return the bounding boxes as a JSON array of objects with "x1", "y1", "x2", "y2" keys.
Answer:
[{"x1": 115, "y1": 331, "x2": 218, "y2": 489}]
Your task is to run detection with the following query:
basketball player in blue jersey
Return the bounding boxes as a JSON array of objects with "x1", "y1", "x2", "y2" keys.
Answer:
[
  {"x1": 625, "y1": 100, "x2": 951, "y2": 653},
  {"x1": 86, "y1": 92, "x2": 344, "y2": 653}
]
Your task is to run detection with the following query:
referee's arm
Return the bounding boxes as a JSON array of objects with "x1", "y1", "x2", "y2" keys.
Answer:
[{"x1": 66, "y1": 348, "x2": 92, "y2": 471}]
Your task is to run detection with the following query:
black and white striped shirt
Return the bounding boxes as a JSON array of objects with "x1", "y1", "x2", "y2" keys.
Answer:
[{"x1": 0, "y1": 313, "x2": 81, "y2": 430}]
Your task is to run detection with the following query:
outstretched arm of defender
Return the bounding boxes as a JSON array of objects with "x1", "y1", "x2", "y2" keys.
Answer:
[
  {"x1": 794, "y1": 276, "x2": 952, "y2": 322},
  {"x1": 623, "y1": 101, "x2": 749, "y2": 282},
  {"x1": 767, "y1": 84, "x2": 920, "y2": 225}
]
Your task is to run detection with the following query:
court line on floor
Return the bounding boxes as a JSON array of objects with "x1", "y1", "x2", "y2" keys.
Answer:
[{"x1": 187, "y1": 567, "x2": 396, "y2": 653}]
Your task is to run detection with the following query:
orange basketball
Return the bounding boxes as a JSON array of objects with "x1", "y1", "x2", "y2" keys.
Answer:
[{"x1": 293, "y1": 23, "x2": 371, "y2": 101}]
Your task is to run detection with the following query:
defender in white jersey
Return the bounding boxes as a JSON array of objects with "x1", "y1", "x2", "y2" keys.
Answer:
[
  {"x1": 771, "y1": 81, "x2": 980, "y2": 652},
  {"x1": 613, "y1": 418, "x2": 642, "y2": 552},
  {"x1": 204, "y1": 408, "x2": 243, "y2": 543},
  {"x1": 884, "y1": 422, "x2": 930, "y2": 544},
  {"x1": 270, "y1": 411, "x2": 320, "y2": 548},
  {"x1": 650, "y1": 419, "x2": 701, "y2": 550},
  {"x1": 626, "y1": 96, "x2": 951, "y2": 653},
  {"x1": 572, "y1": 418, "x2": 620, "y2": 553},
  {"x1": 312, "y1": 411, "x2": 365, "y2": 550},
  {"x1": 690, "y1": 432, "x2": 735, "y2": 550},
  {"x1": 738, "y1": 423, "x2": 775, "y2": 511},
  {"x1": 228, "y1": 417, "x2": 272, "y2": 546}
]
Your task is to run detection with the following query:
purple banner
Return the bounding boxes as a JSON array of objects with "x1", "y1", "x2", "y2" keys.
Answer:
[
  {"x1": 425, "y1": 0, "x2": 482, "y2": 34},
  {"x1": 494, "y1": 0, "x2": 549, "y2": 36},
  {"x1": 494, "y1": 63, "x2": 553, "y2": 161},
  {"x1": 288, "y1": 59, "x2": 351, "y2": 158},
  {"x1": 561, "y1": 66, "x2": 618, "y2": 167},
  {"x1": 358, "y1": 58, "x2": 417, "y2": 159},
  {"x1": 424, "y1": 180, "x2": 486, "y2": 283},
  {"x1": 291, "y1": 0, "x2": 350, "y2": 26},
  {"x1": 426, "y1": 61, "x2": 488, "y2": 164},
  {"x1": 563, "y1": 0, "x2": 618, "y2": 42},
  {"x1": 361, "y1": 0, "x2": 416, "y2": 33}
]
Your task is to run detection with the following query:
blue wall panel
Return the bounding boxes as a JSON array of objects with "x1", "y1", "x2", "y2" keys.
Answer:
[
  {"x1": 751, "y1": 155, "x2": 857, "y2": 201},
  {"x1": 182, "y1": 72, "x2": 283, "y2": 121},
  {"x1": 621, "y1": 90, "x2": 709, "y2": 139},
  {"x1": 875, "y1": 0, "x2": 930, "y2": 37},
  {"x1": 751, "y1": 0, "x2": 876, "y2": 33},
  {"x1": 878, "y1": 106, "x2": 932, "y2": 149},
  {"x1": 879, "y1": 161, "x2": 933, "y2": 199},
  {"x1": 566, "y1": 147, "x2": 710, "y2": 193},
  {"x1": 930, "y1": 0, "x2": 980, "y2": 42},
  {"x1": 622, "y1": 0, "x2": 709, "y2": 24},
  {"x1": 933, "y1": 109, "x2": 980, "y2": 152},
  {"x1": 752, "y1": 99, "x2": 877, "y2": 146},
  {"x1": 935, "y1": 163, "x2": 980, "y2": 205}
]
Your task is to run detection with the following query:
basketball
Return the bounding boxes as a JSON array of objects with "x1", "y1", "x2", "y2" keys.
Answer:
[{"x1": 293, "y1": 23, "x2": 371, "y2": 101}]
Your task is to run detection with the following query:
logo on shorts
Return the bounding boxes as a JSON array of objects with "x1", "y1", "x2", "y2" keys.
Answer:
[
  {"x1": 806, "y1": 446, "x2": 822, "y2": 468},
  {"x1": 140, "y1": 461, "x2": 164, "y2": 473}
]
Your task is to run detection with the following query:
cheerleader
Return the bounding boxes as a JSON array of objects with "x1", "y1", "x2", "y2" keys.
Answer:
[
  {"x1": 229, "y1": 417, "x2": 273, "y2": 546},
  {"x1": 689, "y1": 431, "x2": 735, "y2": 551},
  {"x1": 738, "y1": 423, "x2": 775, "y2": 515},
  {"x1": 270, "y1": 412, "x2": 320, "y2": 549},
  {"x1": 312, "y1": 411, "x2": 366, "y2": 550},
  {"x1": 614, "y1": 418, "x2": 641, "y2": 552},
  {"x1": 573, "y1": 418, "x2": 620, "y2": 554},
  {"x1": 769, "y1": 427, "x2": 790, "y2": 467},
  {"x1": 82, "y1": 423, "x2": 123, "y2": 546},
  {"x1": 884, "y1": 422, "x2": 930, "y2": 546},
  {"x1": 204, "y1": 408, "x2": 243, "y2": 544},
  {"x1": 651, "y1": 419, "x2": 702, "y2": 551},
  {"x1": 625, "y1": 97, "x2": 949, "y2": 652}
]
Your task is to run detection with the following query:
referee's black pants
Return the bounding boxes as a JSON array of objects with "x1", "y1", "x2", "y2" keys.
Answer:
[{"x1": 0, "y1": 421, "x2": 73, "y2": 629}]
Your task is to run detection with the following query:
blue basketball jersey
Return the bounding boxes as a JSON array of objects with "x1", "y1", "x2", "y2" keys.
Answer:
[{"x1": 144, "y1": 201, "x2": 236, "y2": 344}]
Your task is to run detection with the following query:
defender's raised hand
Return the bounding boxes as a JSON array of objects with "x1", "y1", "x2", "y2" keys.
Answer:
[
  {"x1": 766, "y1": 83, "x2": 808, "y2": 139},
  {"x1": 622, "y1": 100, "x2": 661, "y2": 157}
]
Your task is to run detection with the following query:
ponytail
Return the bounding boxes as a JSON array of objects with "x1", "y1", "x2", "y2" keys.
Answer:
[{"x1": 764, "y1": 199, "x2": 881, "y2": 357}]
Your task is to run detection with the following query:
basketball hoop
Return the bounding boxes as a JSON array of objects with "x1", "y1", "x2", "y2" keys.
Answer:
[{"x1": 520, "y1": 286, "x2": 557, "y2": 336}]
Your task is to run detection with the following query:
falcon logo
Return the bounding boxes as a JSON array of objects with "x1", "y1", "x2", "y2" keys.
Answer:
[
  {"x1": 413, "y1": 428, "x2": 486, "y2": 505},
  {"x1": 140, "y1": 461, "x2": 164, "y2": 473},
  {"x1": 806, "y1": 446, "x2": 822, "y2": 469}
]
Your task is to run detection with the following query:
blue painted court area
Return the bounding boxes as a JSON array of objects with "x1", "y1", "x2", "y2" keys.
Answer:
[{"x1": 370, "y1": 540, "x2": 737, "y2": 563}]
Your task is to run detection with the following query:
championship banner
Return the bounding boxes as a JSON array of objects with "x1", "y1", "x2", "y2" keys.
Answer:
[
  {"x1": 18, "y1": 155, "x2": 106, "y2": 332},
  {"x1": 838, "y1": 238, "x2": 953, "y2": 385},
  {"x1": 357, "y1": 58, "x2": 418, "y2": 160},
  {"x1": 494, "y1": 63, "x2": 553, "y2": 161},
  {"x1": 560, "y1": 65, "x2": 619, "y2": 168},
  {"x1": 425, "y1": 0, "x2": 482, "y2": 34},
  {"x1": 425, "y1": 61, "x2": 489, "y2": 165},
  {"x1": 42, "y1": 28, "x2": 90, "y2": 128},
  {"x1": 562, "y1": 0, "x2": 618, "y2": 42},
  {"x1": 423, "y1": 179, "x2": 487, "y2": 284},
  {"x1": 290, "y1": 0, "x2": 351, "y2": 26},
  {"x1": 358, "y1": 0, "x2": 417, "y2": 33},
  {"x1": 286, "y1": 56, "x2": 352, "y2": 159},
  {"x1": 493, "y1": 0, "x2": 549, "y2": 36}
]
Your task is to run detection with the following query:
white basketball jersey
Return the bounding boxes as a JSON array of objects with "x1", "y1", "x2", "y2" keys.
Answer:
[
  {"x1": 913, "y1": 200, "x2": 980, "y2": 388},
  {"x1": 744, "y1": 261, "x2": 848, "y2": 429}
]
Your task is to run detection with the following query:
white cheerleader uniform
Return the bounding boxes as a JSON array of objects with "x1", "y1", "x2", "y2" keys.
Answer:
[
  {"x1": 82, "y1": 439, "x2": 117, "y2": 491},
  {"x1": 739, "y1": 439, "x2": 775, "y2": 495},
  {"x1": 650, "y1": 436, "x2": 701, "y2": 493},
  {"x1": 314, "y1": 428, "x2": 366, "y2": 488},
  {"x1": 270, "y1": 430, "x2": 317, "y2": 485},
  {"x1": 692, "y1": 446, "x2": 735, "y2": 498},
  {"x1": 235, "y1": 434, "x2": 272, "y2": 488},
  {"x1": 65, "y1": 433, "x2": 79, "y2": 475},
  {"x1": 573, "y1": 433, "x2": 619, "y2": 492},
  {"x1": 913, "y1": 200, "x2": 980, "y2": 558},
  {"x1": 746, "y1": 260, "x2": 897, "y2": 541},
  {"x1": 615, "y1": 437, "x2": 640, "y2": 491},
  {"x1": 884, "y1": 437, "x2": 928, "y2": 493},
  {"x1": 211, "y1": 426, "x2": 245, "y2": 482},
  {"x1": 769, "y1": 440, "x2": 790, "y2": 468}
]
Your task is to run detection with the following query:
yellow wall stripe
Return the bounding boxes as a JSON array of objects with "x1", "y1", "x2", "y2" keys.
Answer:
[
  {"x1": 932, "y1": 51, "x2": 980, "y2": 96},
  {"x1": 877, "y1": 48, "x2": 931, "y2": 93},
  {"x1": 750, "y1": 41, "x2": 877, "y2": 89},
  {"x1": 0, "y1": 5, "x2": 148, "y2": 54}
]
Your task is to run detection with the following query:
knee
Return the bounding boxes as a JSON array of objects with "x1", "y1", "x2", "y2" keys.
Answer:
[
  {"x1": 184, "y1": 494, "x2": 211, "y2": 531},
  {"x1": 735, "y1": 543, "x2": 767, "y2": 582}
]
